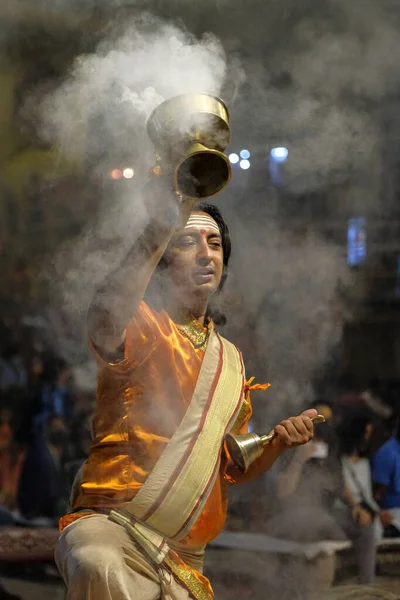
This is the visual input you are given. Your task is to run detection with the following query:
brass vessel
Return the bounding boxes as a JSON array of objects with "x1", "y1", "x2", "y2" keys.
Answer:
[
  {"x1": 146, "y1": 93, "x2": 231, "y2": 199},
  {"x1": 225, "y1": 414, "x2": 326, "y2": 473}
]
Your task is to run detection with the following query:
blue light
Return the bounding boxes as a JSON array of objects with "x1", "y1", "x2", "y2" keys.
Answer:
[
  {"x1": 229, "y1": 153, "x2": 239, "y2": 164},
  {"x1": 271, "y1": 147, "x2": 289, "y2": 162},
  {"x1": 240, "y1": 149, "x2": 251, "y2": 159},
  {"x1": 347, "y1": 217, "x2": 366, "y2": 267},
  {"x1": 239, "y1": 159, "x2": 251, "y2": 170}
]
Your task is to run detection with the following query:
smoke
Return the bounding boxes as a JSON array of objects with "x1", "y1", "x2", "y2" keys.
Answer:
[
  {"x1": 35, "y1": 14, "x2": 228, "y2": 164},
  {"x1": 8, "y1": 1, "x2": 400, "y2": 596},
  {"x1": 26, "y1": 0, "x2": 400, "y2": 401},
  {"x1": 223, "y1": 0, "x2": 400, "y2": 198},
  {"x1": 219, "y1": 210, "x2": 350, "y2": 431},
  {"x1": 208, "y1": 0, "x2": 400, "y2": 423},
  {"x1": 30, "y1": 13, "x2": 232, "y2": 373}
]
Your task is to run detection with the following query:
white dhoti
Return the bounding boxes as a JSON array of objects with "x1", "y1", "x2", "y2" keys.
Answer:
[{"x1": 55, "y1": 514, "x2": 195, "y2": 600}]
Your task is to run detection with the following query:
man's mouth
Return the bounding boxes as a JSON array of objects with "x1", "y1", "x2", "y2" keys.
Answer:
[{"x1": 194, "y1": 268, "x2": 215, "y2": 283}]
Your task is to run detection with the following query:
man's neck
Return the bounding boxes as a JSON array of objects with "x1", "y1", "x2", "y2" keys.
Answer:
[
  {"x1": 196, "y1": 314, "x2": 206, "y2": 327},
  {"x1": 168, "y1": 301, "x2": 208, "y2": 327}
]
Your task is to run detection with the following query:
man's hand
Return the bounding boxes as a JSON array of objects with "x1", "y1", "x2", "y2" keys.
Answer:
[
  {"x1": 226, "y1": 409, "x2": 319, "y2": 485},
  {"x1": 352, "y1": 505, "x2": 372, "y2": 527},
  {"x1": 380, "y1": 510, "x2": 393, "y2": 527},
  {"x1": 272, "y1": 408, "x2": 317, "y2": 450}
]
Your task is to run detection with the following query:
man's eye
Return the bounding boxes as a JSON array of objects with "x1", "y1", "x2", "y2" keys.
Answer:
[
  {"x1": 180, "y1": 238, "x2": 195, "y2": 247},
  {"x1": 210, "y1": 241, "x2": 222, "y2": 248}
]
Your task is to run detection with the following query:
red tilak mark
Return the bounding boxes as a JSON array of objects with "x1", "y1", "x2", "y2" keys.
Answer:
[{"x1": 200, "y1": 229, "x2": 207, "y2": 234}]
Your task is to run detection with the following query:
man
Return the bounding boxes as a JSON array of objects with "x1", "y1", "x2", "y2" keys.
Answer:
[
  {"x1": 372, "y1": 402, "x2": 400, "y2": 536},
  {"x1": 55, "y1": 176, "x2": 317, "y2": 599}
]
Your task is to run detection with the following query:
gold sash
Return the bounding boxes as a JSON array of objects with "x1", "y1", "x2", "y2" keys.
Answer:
[{"x1": 121, "y1": 326, "x2": 244, "y2": 538}]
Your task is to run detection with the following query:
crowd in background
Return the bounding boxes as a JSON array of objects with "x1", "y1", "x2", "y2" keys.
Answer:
[
  {"x1": 0, "y1": 298, "x2": 94, "y2": 530},
  {"x1": 228, "y1": 394, "x2": 400, "y2": 586}
]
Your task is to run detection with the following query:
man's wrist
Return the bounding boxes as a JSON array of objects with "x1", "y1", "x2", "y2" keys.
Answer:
[{"x1": 268, "y1": 438, "x2": 289, "y2": 460}]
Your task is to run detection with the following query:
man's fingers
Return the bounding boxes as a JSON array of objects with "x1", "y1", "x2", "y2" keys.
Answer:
[
  {"x1": 274, "y1": 423, "x2": 293, "y2": 446},
  {"x1": 301, "y1": 416, "x2": 314, "y2": 436},
  {"x1": 301, "y1": 408, "x2": 318, "y2": 419},
  {"x1": 299, "y1": 417, "x2": 314, "y2": 441},
  {"x1": 275, "y1": 414, "x2": 315, "y2": 447},
  {"x1": 276, "y1": 419, "x2": 307, "y2": 445}
]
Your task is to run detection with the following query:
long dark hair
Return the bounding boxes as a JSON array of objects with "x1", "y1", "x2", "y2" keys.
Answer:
[
  {"x1": 152, "y1": 202, "x2": 232, "y2": 326},
  {"x1": 197, "y1": 202, "x2": 231, "y2": 326},
  {"x1": 337, "y1": 416, "x2": 372, "y2": 457}
]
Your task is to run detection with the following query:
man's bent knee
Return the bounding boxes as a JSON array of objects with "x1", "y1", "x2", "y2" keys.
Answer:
[{"x1": 69, "y1": 543, "x2": 124, "y2": 580}]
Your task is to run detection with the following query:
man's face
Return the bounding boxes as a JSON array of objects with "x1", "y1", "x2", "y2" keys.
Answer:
[{"x1": 165, "y1": 211, "x2": 224, "y2": 302}]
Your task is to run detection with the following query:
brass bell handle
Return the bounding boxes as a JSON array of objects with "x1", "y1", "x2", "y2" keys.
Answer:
[{"x1": 259, "y1": 414, "x2": 326, "y2": 447}]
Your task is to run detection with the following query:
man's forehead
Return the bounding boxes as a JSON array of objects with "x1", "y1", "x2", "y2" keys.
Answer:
[{"x1": 184, "y1": 212, "x2": 220, "y2": 235}]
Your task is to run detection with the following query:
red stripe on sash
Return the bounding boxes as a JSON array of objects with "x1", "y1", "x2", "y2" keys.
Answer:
[
  {"x1": 173, "y1": 341, "x2": 246, "y2": 538},
  {"x1": 140, "y1": 336, "x2": 224, "y2": 521}
]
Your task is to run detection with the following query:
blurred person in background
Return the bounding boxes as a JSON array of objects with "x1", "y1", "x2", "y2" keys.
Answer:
[
  {"x1": 335, "y1": 416, "x2": 382, "y2": 583},
  {"x1": 34, "y1": 358, "x2": 75, "y2": 428},
  {"x1": 372, "y1": 401, "x2": 400, "y2": 537},
  {"x1": 17, "y1": 414, "x2": 70, "y2": 524},
  {"x1": 22, "y1": 355, "x2": 76, "y2": 440},
  {"x1": 0, "y1": 336, "x2": 27, "y2": 392},
  {"x1": 273, "y1": 415, "x2": 379, "y2": 584},
  {"x1": 0, "y1": 406, "x2": 25, "y2": 526},
  {"x1": 272, "y1": 420, "x2": 343, "y2": 543}
]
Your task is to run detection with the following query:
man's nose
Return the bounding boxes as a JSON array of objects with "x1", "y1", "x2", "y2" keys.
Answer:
[{"x1": 196, "y1": 239, "x2": 212, "y2": 263}]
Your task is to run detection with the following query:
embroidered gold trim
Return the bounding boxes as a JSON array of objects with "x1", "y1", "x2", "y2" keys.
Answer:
[
  {"x1": 231, "y1": 397, "x2": 251, "y2": 433},
  {"x1": 164, "y1": 556, "x2": 213, "y2": 600}
]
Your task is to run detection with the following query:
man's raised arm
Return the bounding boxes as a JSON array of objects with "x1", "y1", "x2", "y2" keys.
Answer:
[{"x1": 87, "y1": 178, "x2": 194, "y2": 356}]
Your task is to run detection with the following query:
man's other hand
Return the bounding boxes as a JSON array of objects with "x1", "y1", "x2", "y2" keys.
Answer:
[
  {"x1": 272, "y1": 408, "x2": 318, "y2": 449},
  {"x1": 352, "y1": 505, "x2": 372, "y2": 527},
  {"x1": 380, "y1": 510, "x2": 394, "y2": 528}
]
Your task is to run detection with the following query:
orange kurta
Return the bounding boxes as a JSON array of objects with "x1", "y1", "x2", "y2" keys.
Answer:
[{"x1": 62, "y1": 302, "x2": 251, "y2": 545}]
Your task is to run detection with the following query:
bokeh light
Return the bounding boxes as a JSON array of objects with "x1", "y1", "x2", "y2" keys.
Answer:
[
  {"x1": 122, "y1": 168, "x2": 134, "y2": 179},
  {"x1": 270, "y1": 147, "x2": 288, "y2": 161},
  {"x1": 111, "y1": 169, "x2": 122, "y2": 180}
]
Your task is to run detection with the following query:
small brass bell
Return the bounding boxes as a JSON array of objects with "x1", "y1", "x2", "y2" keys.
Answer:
[
  {"x1": 225, "y1": 414, "x2": 326, "y2": 473},
  {"x1": 146, "y1": 93, "x2": 231, "y2": 199}
]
